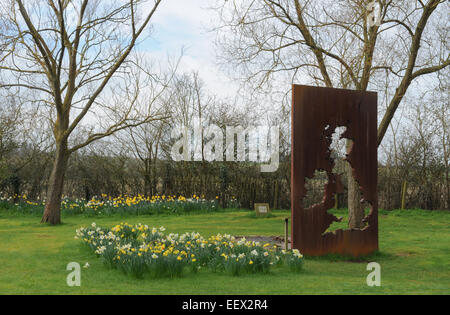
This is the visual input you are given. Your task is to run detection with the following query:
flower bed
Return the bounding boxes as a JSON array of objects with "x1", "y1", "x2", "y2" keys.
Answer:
[
  {"x1": 0, "y1": 194, "x2": 219, "y2": 216},
  {"x1": 76, "y1": 222, "x2": 304, "y2": 278}
]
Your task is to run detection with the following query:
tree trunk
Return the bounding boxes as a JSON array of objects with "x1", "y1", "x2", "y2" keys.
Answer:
[
  {"x1": 401, "y1": 181, "x2": 408, "y2": 210},
  {"x1": 84, "y1": 184, "x2": 90, "y2": 202},
  {"x1": 348, "y1": 169, "x2": 365, "y2": 229},
  {"x1": 347, "y1": 140, "x2": 365, "y2": 229},
  {"x1": 41, "y1": 141, "x2": 69, "y2": 225},
  {"x1": 445, "y1": 163, "x2": 449, "y2": 209},
  {"x1": 11, "y1": 173, "x2": 20, "y2": 203},
  {"x1": 144, "y1": 158, "x2": 151, "y2": 196}
]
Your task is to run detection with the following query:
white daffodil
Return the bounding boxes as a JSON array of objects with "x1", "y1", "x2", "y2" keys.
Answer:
[{"x1": 95, "y1": 246, "x2": 106, "y2": 255}]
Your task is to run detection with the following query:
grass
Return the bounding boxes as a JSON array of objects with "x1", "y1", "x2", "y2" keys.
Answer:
[{"x1": 0, "y1": 208, "x2": 449, "y2": 294}]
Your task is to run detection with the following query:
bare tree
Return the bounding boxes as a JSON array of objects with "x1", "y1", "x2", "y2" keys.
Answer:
[
  {"x1": 0, "y1": 0, "x2": 169, "y2": 224},
  {"x1": 433, "y1": 74, "x2": 450, "y2": 209},
  {"x1": 0, "y1": 97, "x2": 20, "y2": 181},
  {"x1": 211, "y1": 0, "x2": 449, "y2": 227},
  {"x1": 122, "y1": 114, "x2": 170, "y2": 196}
]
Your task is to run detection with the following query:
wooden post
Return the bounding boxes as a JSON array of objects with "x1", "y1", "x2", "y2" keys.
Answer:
[{"x1": 273, "y1": 180, "x2": 279, "y2": 210}]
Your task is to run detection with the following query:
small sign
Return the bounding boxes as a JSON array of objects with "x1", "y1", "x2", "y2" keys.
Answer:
[{"x1": 254, "y1": 203, "x2": 271, "y2": 217}]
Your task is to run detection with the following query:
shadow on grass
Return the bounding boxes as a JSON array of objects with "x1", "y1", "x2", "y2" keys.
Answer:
[
  {"x1": 304, "y1": 250, "x2": 395, "y2": 263},
  {"x1": 244, "y1": 212, "x2": 277, "y2": 219}
]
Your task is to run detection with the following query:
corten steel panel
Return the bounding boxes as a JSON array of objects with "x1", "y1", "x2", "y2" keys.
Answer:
[{"x1": 291, "y1": 85, "x2": 378, "y2": 257}]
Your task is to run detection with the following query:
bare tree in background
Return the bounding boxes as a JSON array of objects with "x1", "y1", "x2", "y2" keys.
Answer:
[
  {"x1": 0, "y1": 0, "x2": 169, "y2": 224},
  {"x1": 212, "y1": 0, "x2": 449, "y2": 228},
  {"x1": 433, "y1": 74, "x2": 450, "y2": 209},
  {"x1": 0, "y1": 97, "x2": 21, "y2": 181},
  {"x1": 0, "y1": 92, "x2": 52, "y2": 200},
  {"x1": 123, "y1": 113, "x2": 170, "y2": 196}
]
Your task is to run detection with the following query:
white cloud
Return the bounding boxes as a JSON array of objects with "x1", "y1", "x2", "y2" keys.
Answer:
[
  {"x1": 153, "y1": 0, "x2": 214, "y2": 29},
  {"x1": 139, "y1": 0, "x2": 239, "y2": 99}
]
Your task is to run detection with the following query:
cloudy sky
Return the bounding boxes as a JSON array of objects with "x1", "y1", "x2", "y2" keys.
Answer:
[{"x1": 140, "y1": 0, "x2": 239, "y2": 99}]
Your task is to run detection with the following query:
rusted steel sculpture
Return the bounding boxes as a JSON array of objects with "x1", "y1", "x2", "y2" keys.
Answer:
[{"x1": 291, "y1": 85, "x2": 378, "y2": 257}]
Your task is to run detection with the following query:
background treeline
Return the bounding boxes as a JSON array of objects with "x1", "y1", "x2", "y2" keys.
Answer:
[
  {"x1": 0, "y1": 73, "x2": 448, "y2": 210},
  {"x1": 0, "y1": 148, "x2": 448, "y2": 211}
]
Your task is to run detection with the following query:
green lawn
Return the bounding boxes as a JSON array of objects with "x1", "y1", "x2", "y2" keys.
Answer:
[{"x1": 0, "y1": 209, "x2": 449, "y2": 294}]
